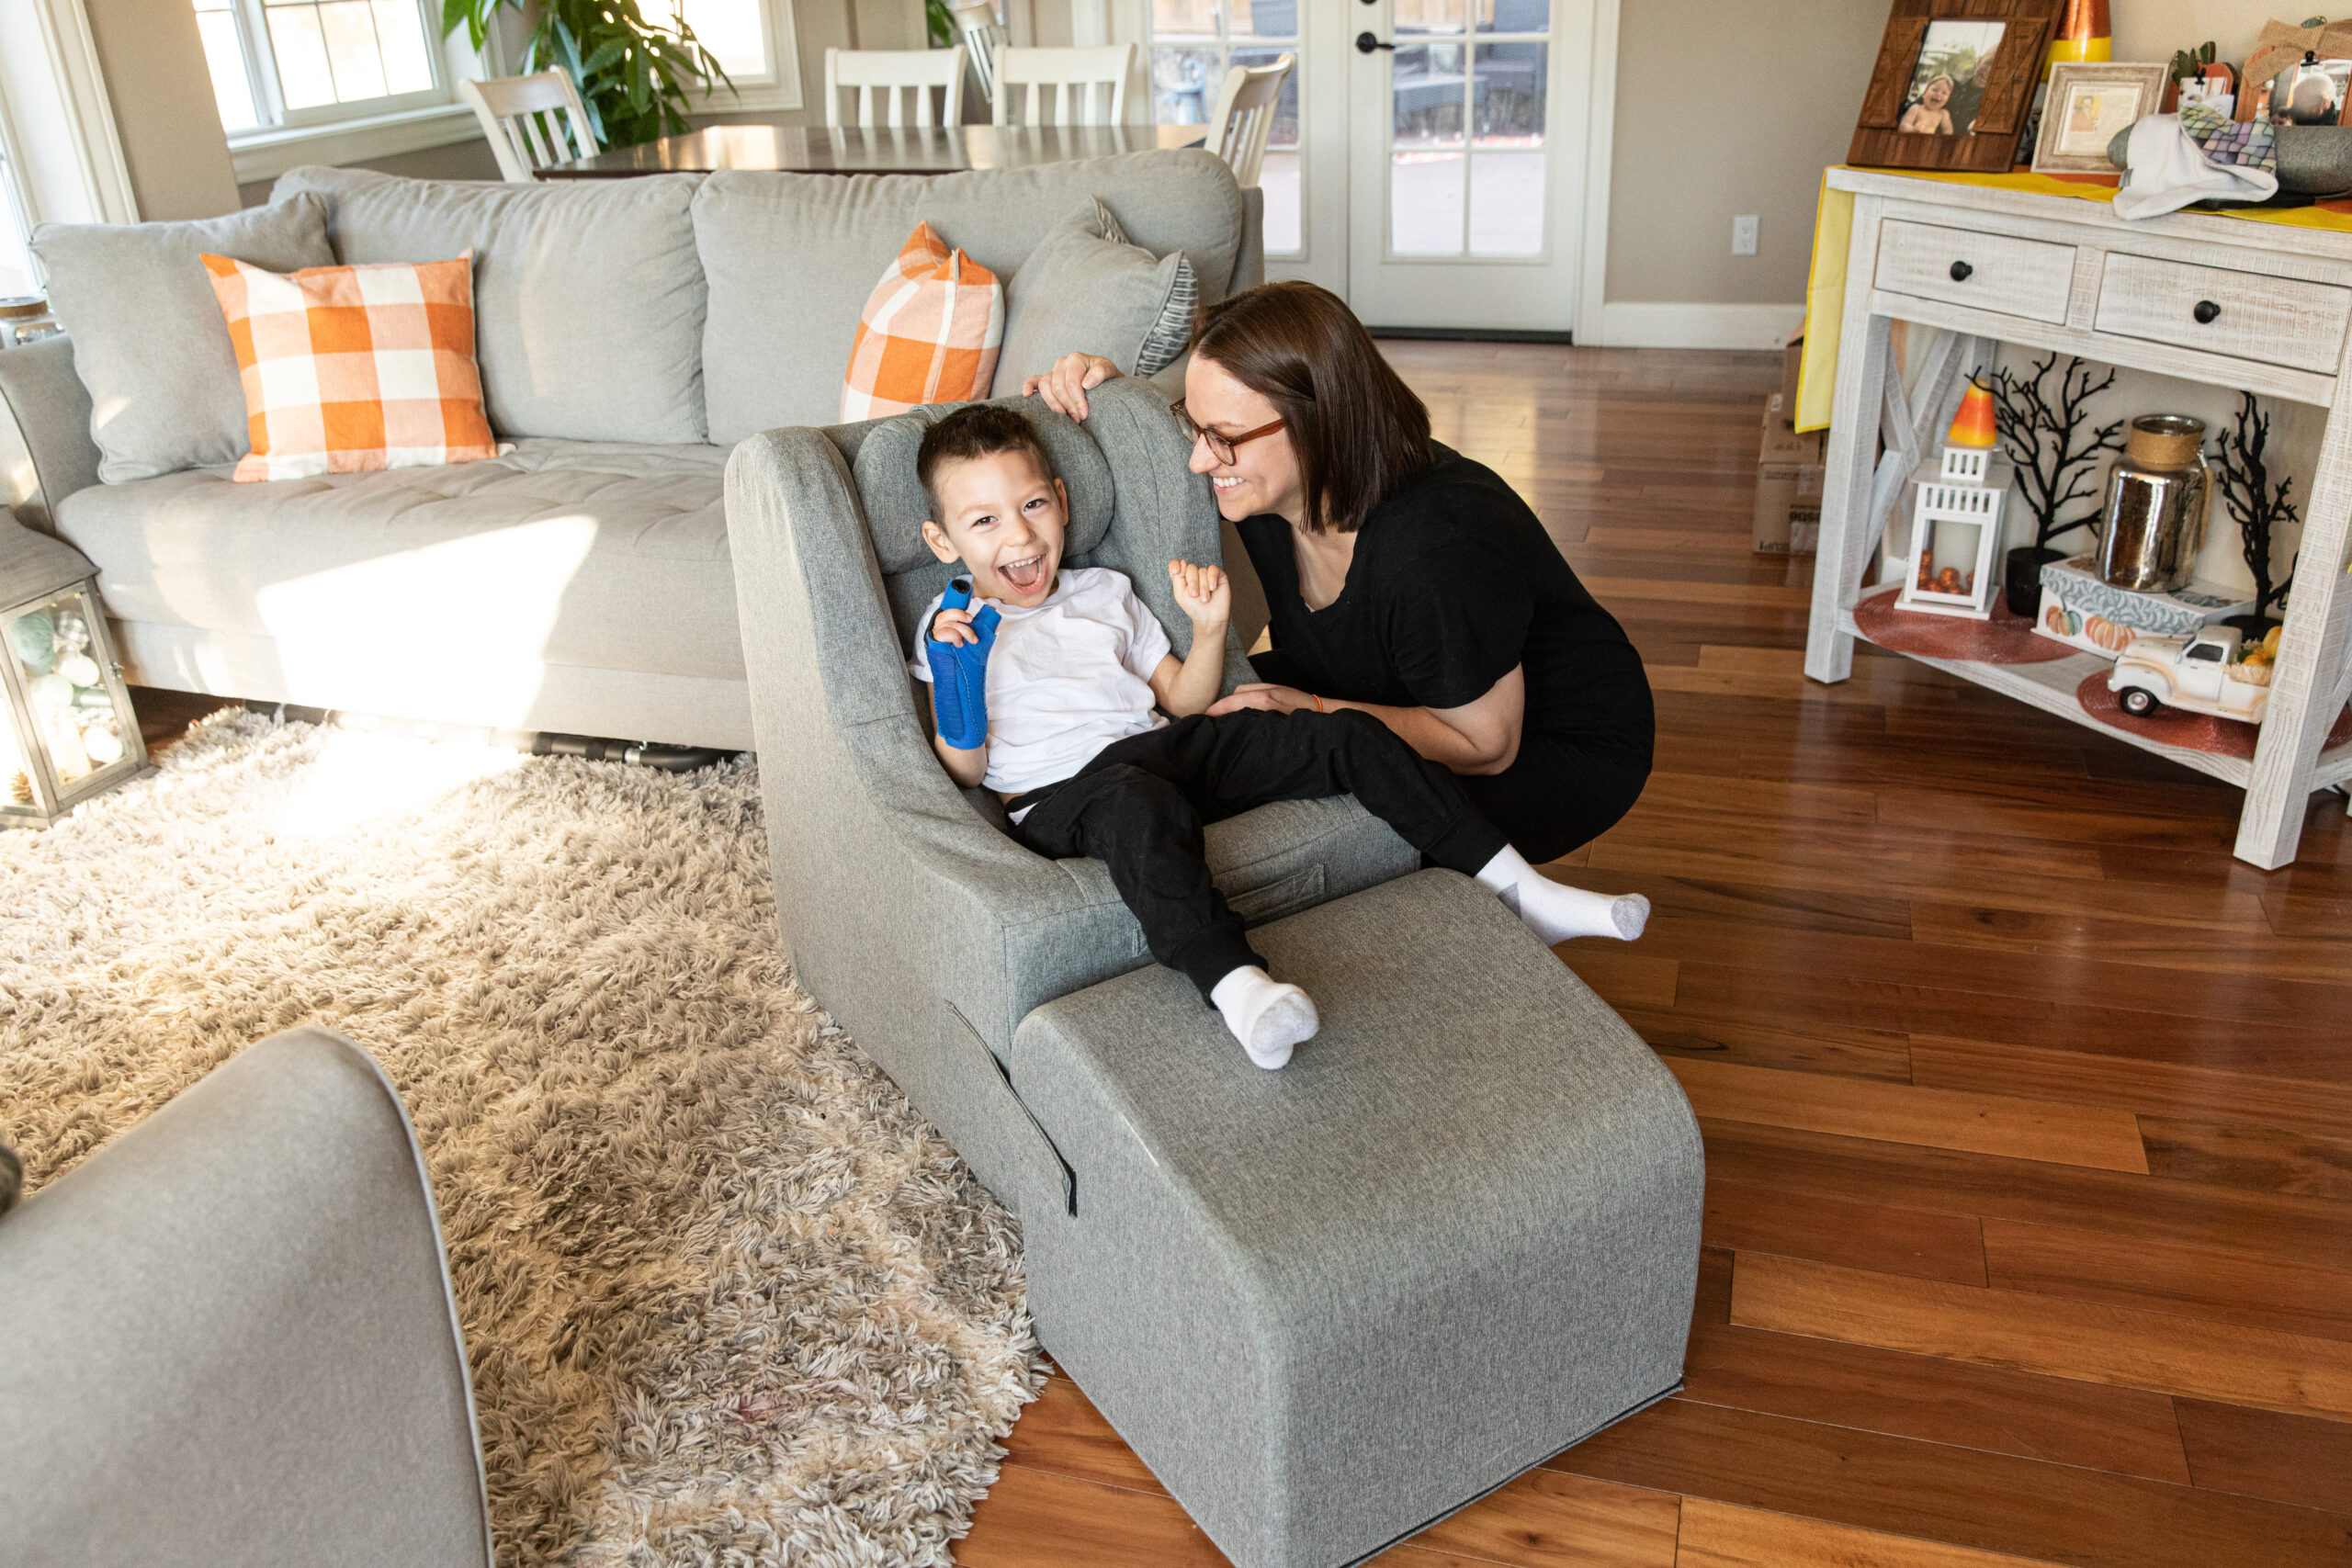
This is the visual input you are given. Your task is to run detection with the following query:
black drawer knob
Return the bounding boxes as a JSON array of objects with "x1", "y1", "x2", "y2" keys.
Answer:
[
  {"x1": 2193, "y1": 299, "x2": 2222, "y2": 323},
  {"x1": 1950, "y1": 261, "x2": 1973, "y2": 282}
]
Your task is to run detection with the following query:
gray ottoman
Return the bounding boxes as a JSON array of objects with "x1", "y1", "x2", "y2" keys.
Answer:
[{"x1": 1012, "y1": 869, "x2": 1705, "y2": 1568}]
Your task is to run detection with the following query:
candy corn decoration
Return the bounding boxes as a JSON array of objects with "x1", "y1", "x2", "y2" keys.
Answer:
[{"x1": 1948, "y1": 378, "x2": 1998, "y2": 448}]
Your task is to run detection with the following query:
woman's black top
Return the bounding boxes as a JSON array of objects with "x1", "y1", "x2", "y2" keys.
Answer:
[{"x1": 1236, "y1": 444, "x2": 1652, "y2": 761}]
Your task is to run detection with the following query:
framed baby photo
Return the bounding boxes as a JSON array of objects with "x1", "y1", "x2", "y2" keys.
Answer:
[
  {"x1": 2031, "y1": 62, "x2": 2168, "y2": 175},
  {"x1": 1851, "y1": 0, "x2": 2064, "y2": 173}
]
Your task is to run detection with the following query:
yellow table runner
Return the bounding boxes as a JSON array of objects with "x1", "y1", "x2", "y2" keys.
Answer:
[{"x1": 1792, "y1": 166, "x2": 2352, "y2": 433}]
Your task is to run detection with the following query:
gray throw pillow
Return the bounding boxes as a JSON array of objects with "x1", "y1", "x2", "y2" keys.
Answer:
[
  {"x1": 32, "y1": 195, "x2": 335, "y2": 485},
  {"x1": 997, "y1": 199, "x2": 1198, "y2": 395}
]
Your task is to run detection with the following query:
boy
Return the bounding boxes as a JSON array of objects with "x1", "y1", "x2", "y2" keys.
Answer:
[{"x1": 910, "y1": 404, "x2": 1646, "y2": 1069}]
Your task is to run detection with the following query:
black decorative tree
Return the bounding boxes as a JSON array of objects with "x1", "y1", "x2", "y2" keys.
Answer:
[
  {"x1": 2211, "y1": 390, "x2": 2301, "y2": 637},
  {"x1": 1982, "y1": 353, "x2": 2127, "y2": 616}
]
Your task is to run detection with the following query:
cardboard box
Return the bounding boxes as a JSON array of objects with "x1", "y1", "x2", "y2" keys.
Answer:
[
  {"x1": 1755, "y1": 393, "x2": 1824, "y2": 555},
  {"x1": 2030, "y1": 555, "x2": 2254, "y2": 660}
]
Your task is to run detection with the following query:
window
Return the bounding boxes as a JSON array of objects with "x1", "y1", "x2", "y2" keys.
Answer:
[
  {"x1": 0, "y1": 149, "x2": 34, "y2": 296},
  {"x1": 193, "y1": 0, "x2": 444, "y2": 135},
  {"x1": 1148, "y1": 0, "x2": 1301, "y2": 255},
  {"x1": 1390, "y1": 0, "x2": 1550, "y2": 258}
]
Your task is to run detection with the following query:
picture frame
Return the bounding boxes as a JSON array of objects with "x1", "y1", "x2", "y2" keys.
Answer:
[
  {"x1": 2031, "y1": 62, "x2": 2169, "y2": 175},
  {"x1": 1850, "y1": 0, "x2": 2064, "y2": 173}
]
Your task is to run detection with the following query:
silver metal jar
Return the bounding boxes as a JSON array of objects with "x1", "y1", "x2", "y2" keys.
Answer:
[{"x1": 2096, "y1": 415, "x2": 2211, "y2": 592}]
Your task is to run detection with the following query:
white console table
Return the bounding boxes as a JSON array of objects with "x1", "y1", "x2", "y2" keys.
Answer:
[{"x1": 1806, "y1": 166, "x2": 2352, "y2": 869}]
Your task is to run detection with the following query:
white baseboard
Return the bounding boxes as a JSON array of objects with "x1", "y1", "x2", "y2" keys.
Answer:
[{"x1": 1589, "y1": 302, "x2": 1806, "y2": 350}]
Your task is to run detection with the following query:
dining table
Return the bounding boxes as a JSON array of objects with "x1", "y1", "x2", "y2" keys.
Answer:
[{"x1": 537, "y1": 120, "x2": 1208, "y2": 179}]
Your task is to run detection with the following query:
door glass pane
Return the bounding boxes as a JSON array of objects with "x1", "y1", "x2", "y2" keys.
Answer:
[
  {"x1": 192, "y1": 0, "x2": 262, "y2": 130},
  {"x1": 1396, "y1": 0, "x2": 1464, "y2": 35},
  {"x1": 1477, "y1": 0, "x2": 1545, "y2": 30},
  {"x1": 1472, "y1": 40, "x2": 1544, "y2": 142},
  {"x1": 1468, "y1": 151, "x2": 1543, "y2": 254},
  {"x1": 266, "y1": 6, "x2": 338, "y2": 107},
  {"x1": 1393, "y1": 42, "x2": 1464, "y2": 146},
  {"x1": 1392, "y1": 150, "x2": 1465, "y2": 254},
  {"x1": 1152, "y1": 0, "x2": 1217, "y2": 37},
  {"x1": 1232, "y1": 0, "x2": 1295, "y2": 38},
  {"x1": 1152, "y1": 45, "x2": 1222, "y2": 123}
]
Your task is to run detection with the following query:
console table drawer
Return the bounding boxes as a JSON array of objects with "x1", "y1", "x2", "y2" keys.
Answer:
[
  {"x1": 2094, "y1": 253, "x2": 2350, "y2": 374},
  {"x1": 1874, "y1": 220, "x2": 2075, "y2": 323}
]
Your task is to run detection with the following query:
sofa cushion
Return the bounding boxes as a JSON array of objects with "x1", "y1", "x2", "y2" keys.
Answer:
[
  {"x1": 997, "y1": 200, "x2": 1197, "y2": 392},
  {"x1": 32, "y1": 195, "x2": 335, "y2": 485},
  {"x1": 51, "y1": 440, "x2": 738, "y2": 682},
  {"x1": 273, "y1": 166, "x2": 707, "y2": 446},
  {"x1": 693, "y1": 152, "x2": 1245, "y2": 445}
]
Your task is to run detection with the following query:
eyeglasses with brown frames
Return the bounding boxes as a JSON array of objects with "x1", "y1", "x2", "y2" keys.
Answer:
[{"x1": 1171, "y1": 400, "x2": 1285, "y2": 467}]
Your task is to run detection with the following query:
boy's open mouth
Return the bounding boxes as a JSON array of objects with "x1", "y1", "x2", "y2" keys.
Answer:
[{"x1": 1000, "y1": 553, "x2": 1049, "y2": 593}]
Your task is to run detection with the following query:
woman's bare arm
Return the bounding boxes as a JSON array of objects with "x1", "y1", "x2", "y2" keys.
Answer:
[{"x1": 1208, "y1": 665, "x2": 1526, "y2": 775}]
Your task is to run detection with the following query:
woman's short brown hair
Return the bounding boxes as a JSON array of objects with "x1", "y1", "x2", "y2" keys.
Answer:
[{"x1": 1193, "y1": 281, "x2": 1432, "y2": 535}]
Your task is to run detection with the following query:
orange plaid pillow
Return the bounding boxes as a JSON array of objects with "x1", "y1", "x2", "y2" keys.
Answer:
[
  {"x1": 841, "y1": 222, "x2": 1003, "y2": 423},
  {"x1": 200, "y1": 251, "x2": 501, "y2": 482}
]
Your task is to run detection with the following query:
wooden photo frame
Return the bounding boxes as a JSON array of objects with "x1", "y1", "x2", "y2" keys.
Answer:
[
  {"x1": 2031, "y1": 62, "x2": 2169, "y2": 175},
  {"x1": 1850, "y1": 0, "x2": 2062, "y2": 173}
]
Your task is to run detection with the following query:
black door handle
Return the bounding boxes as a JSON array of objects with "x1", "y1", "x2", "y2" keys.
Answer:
[
  {"x1": 2193, "y1": 299, "x2": 2222, "y2": 323},
  {"x1": 1356, "y1": 30, "x2": 1396, "y2": 51},
  {"x1": 1950, "y1": 260, "x2": 1973, "y2": 281}
]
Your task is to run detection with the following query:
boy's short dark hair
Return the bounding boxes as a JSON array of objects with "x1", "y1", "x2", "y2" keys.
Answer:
[{"x1": 916, "y1": 403, "x2": 1057, "y2": 521}]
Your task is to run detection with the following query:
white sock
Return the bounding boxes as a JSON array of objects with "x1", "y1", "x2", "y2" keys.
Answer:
[
  {"x1": 1474, "y1": 846, "x2": 1649, "y2": 945},
  {"x1": 1208, "y1": 965, "x2": 1317, "y2": 1069}
]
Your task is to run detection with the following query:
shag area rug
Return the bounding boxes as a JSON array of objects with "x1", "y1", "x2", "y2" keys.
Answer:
[{"x1": 0, "y1": 712, "x2": 1040, "y2": 1566}]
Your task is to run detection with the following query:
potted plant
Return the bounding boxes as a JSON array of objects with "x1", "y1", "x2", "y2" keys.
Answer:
[
  {"x1": 2211, "y1": 389, "x2": 2301, "y2": 639},
  {"x1": 443, "y1": 0, "x2": 734, "y2": 149},
  {"x1": 1984, "y1": 353, "x2": 2127, "y2": 617}
]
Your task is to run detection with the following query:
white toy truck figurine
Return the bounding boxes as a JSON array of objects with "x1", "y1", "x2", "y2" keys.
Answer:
[{"x1": 2106, "y1": 625, "x2": 2272, "y2": 724}]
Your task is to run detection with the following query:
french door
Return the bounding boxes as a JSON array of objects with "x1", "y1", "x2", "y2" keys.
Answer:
[{"x1": 1152, "y1": 0, "x2": 1599, "y2": 332}]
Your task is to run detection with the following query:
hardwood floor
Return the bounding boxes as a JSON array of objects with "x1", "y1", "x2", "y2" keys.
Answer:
[{"x1": 954, "y1": 342, "x2": 2352, "y2": 1567}]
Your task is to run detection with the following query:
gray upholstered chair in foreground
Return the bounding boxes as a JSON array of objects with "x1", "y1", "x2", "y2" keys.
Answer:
[
  {"x1": 724, "y1": 381, "x2": 1705, "y2": 1568},
  {"x1": 0, "y1": 1028, "x2": 492, "y2": 1568}
]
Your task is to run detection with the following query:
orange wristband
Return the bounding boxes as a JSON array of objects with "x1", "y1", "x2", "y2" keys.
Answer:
[{"x1": 1312, "y1": 694, "x2": 1326, "y2": 713}]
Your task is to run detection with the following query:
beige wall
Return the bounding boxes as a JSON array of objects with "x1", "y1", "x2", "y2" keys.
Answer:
[
  {"x1": 84, "y1": 0, "x2": 242, "y2": 220},
  {"x1": 1604, "y1": 0, "x2": 1885, "y2": 305}
]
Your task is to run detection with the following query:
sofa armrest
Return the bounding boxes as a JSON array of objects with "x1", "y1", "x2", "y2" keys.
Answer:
[
  {"x1": 0, "y1": 335, "x2": 99, "y2": 531},
  {"x1": 0, "y1": 1028, "x2": 492, "y2": 1568}
]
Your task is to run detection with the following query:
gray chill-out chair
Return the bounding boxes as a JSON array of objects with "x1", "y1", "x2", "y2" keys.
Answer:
[{"x1": 724, "y1": 380, "x2": 1705, "y2": 1568}]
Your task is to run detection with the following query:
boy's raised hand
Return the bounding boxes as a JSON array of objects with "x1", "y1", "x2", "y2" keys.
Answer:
[{"x1": 1169, "y1": 559, "x2": 1231, "y2": 629}]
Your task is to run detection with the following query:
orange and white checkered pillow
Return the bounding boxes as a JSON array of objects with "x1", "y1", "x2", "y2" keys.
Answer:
[
  {"x1": 841, "y1": 222, "x2": 1003, "y2": 423},
  {"x1": 200, "y1": 251, "x2": 502, "y2": 482}
]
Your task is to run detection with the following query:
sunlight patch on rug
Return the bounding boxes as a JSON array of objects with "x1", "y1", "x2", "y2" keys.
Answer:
[{"x1": 0, "y1": 713, "x2": 1040, "y2": 1567}]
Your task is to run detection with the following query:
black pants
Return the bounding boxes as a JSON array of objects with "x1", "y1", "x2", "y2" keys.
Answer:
[{"x1": 1009, "y1": 708, "x2": 1509, "y2": 999}]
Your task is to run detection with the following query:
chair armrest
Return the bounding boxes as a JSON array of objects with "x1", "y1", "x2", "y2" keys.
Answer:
[
  {"x1": 0, "y1": 1028, "x2": 492, "y2": 1568},
  {"x1": 0, "y1": 336, "x2": 99, "y2": 530},
  {"x1": 1230, "y1": 185, "x2": 1266, "y2": 294}
]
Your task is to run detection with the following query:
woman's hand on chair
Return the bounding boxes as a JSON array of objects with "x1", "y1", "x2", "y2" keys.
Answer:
[
  {"x1": 1207, "y1": 682, "x2": 1317, "y2": 716},
  {"x1": 1023, "y1": 353, "x2": 1123, "y2": 421}
]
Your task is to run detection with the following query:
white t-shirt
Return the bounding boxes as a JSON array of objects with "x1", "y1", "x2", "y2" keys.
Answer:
[{"x1": 909, "y1": 566, "x2": 1173, "y2": 801}]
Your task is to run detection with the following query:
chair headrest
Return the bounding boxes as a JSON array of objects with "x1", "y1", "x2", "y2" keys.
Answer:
[{"x1": 851, "y1": 397, "x2": 1116, "y2": 574}]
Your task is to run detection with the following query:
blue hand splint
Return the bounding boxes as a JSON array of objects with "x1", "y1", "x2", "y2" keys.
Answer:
[{"x1": 925, "y1": 578, "x2": 1001, "y2": 750}]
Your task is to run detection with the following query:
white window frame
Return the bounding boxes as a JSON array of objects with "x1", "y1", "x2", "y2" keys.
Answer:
[
  {"x1": 225, "y1": 13, "x2": 503, "y2": 185},
  {"x1": 673, "y1": 0, "x2": 804, "y2": 114},
  {"x1": 217, "y1": 0, "x2": 451, "y2": 132},
  {"x1": 0, "y1": 0, "x2": 137, "y2": 232}
]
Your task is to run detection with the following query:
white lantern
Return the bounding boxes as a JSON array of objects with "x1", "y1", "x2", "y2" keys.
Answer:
[
  {"x1": 1896, "y1": 446, "x2": 2010, "y2": 621},
  {"x1": 3, "y1": 519, "x2": 148, "y2": 826}
]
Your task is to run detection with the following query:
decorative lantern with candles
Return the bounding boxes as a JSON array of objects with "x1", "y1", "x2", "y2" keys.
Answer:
[
  {"x1": 2, "y1": 518, "x2": 146, "y2": 826},
  {"x1": 1897, "y1": 379, "x2": 2012, "y2": 621}
]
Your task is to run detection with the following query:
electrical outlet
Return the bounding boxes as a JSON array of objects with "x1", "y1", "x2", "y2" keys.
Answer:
[{"x1": 1732, "y1": 215, "x2": 1759, "y2": 255}]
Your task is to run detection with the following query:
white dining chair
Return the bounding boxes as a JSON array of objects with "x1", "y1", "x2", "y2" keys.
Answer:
[
  {"x1": 824, "y1": 47, "x2": 968, "y2": 129},
  {"x1": 991, "y1": 43, "x2": 1134, "y2": 127},
  {"x1": 458, "y1": 71, "x2": 597, "y2": 182},
  {"x1": 1206, "y1": 53, "x2": 1293, "y2": 187},
  {"x1": 945, "y1": 0, "x2": 1010, "y2": 114}
]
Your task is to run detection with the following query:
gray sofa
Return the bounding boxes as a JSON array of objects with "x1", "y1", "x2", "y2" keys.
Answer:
[
  {"x1": 0, "y1": 1028, "x2": 492, "y2": 1568},
  {"x1": 0, "y1": 154, "x2": 1262, "y2": 750},
  {"x1": 725, "y1": 382, "x2": 1707, "y2": 1568}
]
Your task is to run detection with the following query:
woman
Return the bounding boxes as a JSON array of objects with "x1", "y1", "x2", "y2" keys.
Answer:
[{"x1": 1023, "y1": 280, "x2": 1654, "y2": 874}]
